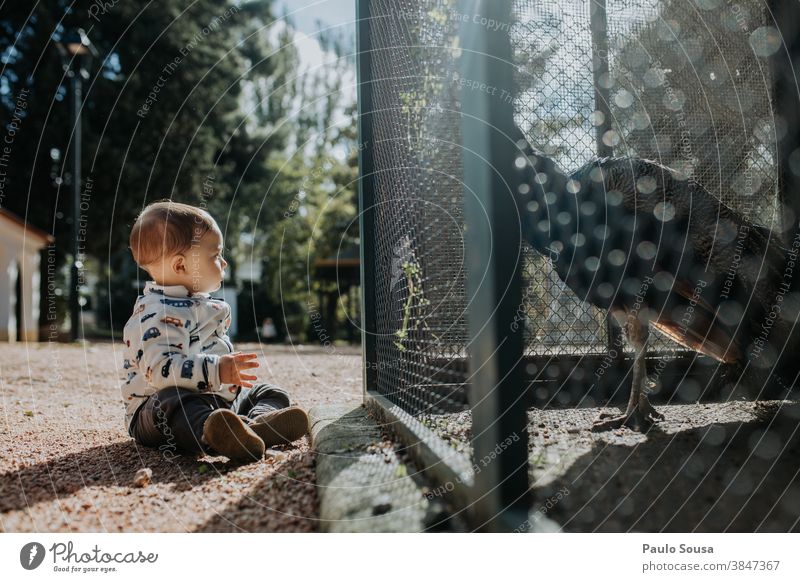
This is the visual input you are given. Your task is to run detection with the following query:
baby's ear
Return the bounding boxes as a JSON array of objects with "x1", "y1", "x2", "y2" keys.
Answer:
[{"x1": 171, "y1": 254, "x2": 186, "y2": 275}]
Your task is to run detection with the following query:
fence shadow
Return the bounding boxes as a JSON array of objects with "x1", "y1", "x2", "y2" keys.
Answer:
[{"x1": 535, "y1": 403, "x2": 800, "y2": 532}]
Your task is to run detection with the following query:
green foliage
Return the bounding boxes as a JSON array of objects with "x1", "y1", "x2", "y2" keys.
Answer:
[
  {"x1": 251, "y1": 33, "x2": 358, "y2": 341},
  {"x1": 0, "y1": 1, "x2": 359, "y2": 340},
  {"x1": 393, "y1": 258, "x2": 435, "y2": 352}
]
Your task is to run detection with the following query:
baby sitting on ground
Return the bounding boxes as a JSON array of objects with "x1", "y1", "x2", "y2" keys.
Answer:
[{"x1": 121, "y1": 200, "x2": 308, "y2": 462}]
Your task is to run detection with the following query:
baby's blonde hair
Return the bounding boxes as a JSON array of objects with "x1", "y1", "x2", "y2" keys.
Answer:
[{"x1": 129, "y1": 201, "x2": 216, "y2": 267}]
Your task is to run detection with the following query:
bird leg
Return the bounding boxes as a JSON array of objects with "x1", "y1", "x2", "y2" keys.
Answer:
[{"x1": 592, "y1": 315, "x2": 665, "y2": 432}]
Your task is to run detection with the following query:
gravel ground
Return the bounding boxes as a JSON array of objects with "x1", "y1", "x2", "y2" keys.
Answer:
[
  {"x1": 0, "y1": 342, "x2": 361, "y2": 532},
  {"x1": 7, "y1": 340, "x2": 799, "y2": 533},
  {"x1": 421, "y1": 399, "x2": 800, "y2": 532}
]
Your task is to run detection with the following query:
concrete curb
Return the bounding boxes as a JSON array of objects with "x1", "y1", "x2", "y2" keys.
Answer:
[{"x1": 309, "y1": 404, "x2": 433, "y2": 532}]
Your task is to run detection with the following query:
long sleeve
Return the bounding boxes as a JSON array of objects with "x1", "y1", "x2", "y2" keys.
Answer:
[
  {"x1": 121, "y1": 284, "x2": 242, "y2": 435},
  {"x1": 200, "y1": 300, "x2": 236, "y2": 356},
  {"x1": 133, "y1": 310, "x2": 224, "y2": 394}
]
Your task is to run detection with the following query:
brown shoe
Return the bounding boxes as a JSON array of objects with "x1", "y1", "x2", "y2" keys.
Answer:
[
  {"x1": 248, "y1": 406, "x2": 309, "y2": 447},
  {"x1": 202, "y1": 409, "x2": 265, "y2": 462}
]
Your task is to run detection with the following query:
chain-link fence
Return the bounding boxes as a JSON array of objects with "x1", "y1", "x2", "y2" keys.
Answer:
[
  {"x1": 361, "y1": 0, "x2": 469, "y2": 418},
  {"x1": 358, "y1": 0, "x2": 479, "y2": 522},
  {"x1": 358, "y1": 0, "x2": 800, "y2": 531},
  {"x1": 510, "y1": 0, "x2": 784, "y2": 404}
]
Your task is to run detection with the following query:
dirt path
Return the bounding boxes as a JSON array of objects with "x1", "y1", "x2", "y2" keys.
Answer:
[{"x1": 0, "y1": 342, "x2": 361, "y2": 532}]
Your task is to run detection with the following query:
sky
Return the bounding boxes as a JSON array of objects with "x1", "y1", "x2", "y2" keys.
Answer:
[
  {"x1": 264, "y1": 2, "x2": 357, "y2": 161},
  {"x1": 274, "y1": 0, "x2": 356, "y2": 38},
  {"x1": 272, "y1": 0, "x2": 357, "y2": 98}
]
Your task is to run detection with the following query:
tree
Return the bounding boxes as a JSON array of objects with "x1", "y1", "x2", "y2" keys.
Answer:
[
  {"x1": 0, "y1": 1, "x2": 296, "y2": 333},
  {"x1": 0, "y1": 1, "x2": 360, "y2": 341}
]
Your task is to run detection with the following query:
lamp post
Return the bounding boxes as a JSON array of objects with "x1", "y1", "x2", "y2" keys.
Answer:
[{"x1": 56, "y1": 29, "x2": 97, "y2": 341}]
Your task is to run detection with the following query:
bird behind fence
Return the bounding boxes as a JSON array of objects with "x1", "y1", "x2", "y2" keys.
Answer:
[{"x1": 515, "y1": 134, "x2": 800, "y2": 430}]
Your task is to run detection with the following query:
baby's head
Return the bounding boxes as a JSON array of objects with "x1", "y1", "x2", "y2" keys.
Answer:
[{"x1": 129, "y1": 201, "x2": 227, "y2": 294}]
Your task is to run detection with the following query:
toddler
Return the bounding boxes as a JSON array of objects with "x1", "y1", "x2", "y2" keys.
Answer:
[{"x1": 121, "y1": 201, "x2": 309, "y2": 462}]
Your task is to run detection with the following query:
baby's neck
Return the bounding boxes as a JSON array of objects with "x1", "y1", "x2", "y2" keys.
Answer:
[{"x1": 148, "y1": 277, "x2": 213, "y2": 295}]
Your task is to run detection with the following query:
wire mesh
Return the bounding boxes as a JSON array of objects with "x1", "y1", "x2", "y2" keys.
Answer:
[
  {"x1": 364, "y1": 0, "x2": 782, "y2": 441},
  {"x1": 367, "y1": 0, "x2": 470, "y2": 421},
  {"x1": 512, "y1": 0, "x2": 779, "y2": 227},
  {"x1": 604, "y1": 0, "x2": 780, "y2": 228},
  {"x1": 506, "y1": 0, "x2": 797, "y2": 532},
  {"x1": 511, "y1": 0, "x2": 781, "y2": 362},
  {"x1": 361, "y1": 0, "x2": 795, "y2": 530},
  {"x1": 513, "y1": 2, "x2": 610, "y2": 358}
]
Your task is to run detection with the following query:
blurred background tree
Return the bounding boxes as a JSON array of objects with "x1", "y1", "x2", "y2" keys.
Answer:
[{"x1": 0, "y1": 0, "x2": 358, "y2": 343}]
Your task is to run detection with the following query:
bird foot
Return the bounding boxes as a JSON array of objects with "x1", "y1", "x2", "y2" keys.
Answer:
[
  {"x1": 640, "y1": 396, "x2": 665, "y2": 422},
  {"x1": 591, "y1": 411, "x2": 643, "y2": 432},
  {"x1": 591, "y1": 398, "x2": 664, "y2": 433}
]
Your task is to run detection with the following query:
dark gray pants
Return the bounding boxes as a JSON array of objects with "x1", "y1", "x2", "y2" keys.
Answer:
[{"x1": 129, "y1": 383, "x2": 291, "y2": 457}]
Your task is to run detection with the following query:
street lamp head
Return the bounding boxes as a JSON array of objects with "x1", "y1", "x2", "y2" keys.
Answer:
[
  {"x1": 57, "y1": 29, "x2": 86, "y2": 55},
  {"x1": 66, "y1": 42, "x2": 89, "y2": 56},
  {"x1": 55, "y1": 29, "x2": 99, "y2": 79}
]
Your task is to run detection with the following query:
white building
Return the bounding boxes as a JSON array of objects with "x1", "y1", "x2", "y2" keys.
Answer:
[{"x1": 0, "y1": 209, "x2": 53, "y2": 341}]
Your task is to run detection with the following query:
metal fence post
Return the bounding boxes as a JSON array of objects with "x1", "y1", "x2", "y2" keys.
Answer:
[
  {"x1": 590, "y1": 0, "x2": 625, "y2": 364},
  {"x1": 770, "y1": 0, "x2": 800, "y2": 243},
  {"x1": 459, "y1": 0, "x2": 531, "y2": 532},
  {"x1": 357, "y1": 0, "x2": 378, "y2": 395},
  {"x1": 590, "y1": 0, "x2": 612, "y2": 160}
]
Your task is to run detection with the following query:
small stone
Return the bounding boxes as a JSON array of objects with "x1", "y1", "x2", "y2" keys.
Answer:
[
  {"x1": 133, "y1": 468, "x2": 153, "y2": 487},
  {"x1": 373, "y1": 493, "x2": 393, "y2": 515},
  {"x1": 265, "y1": 450, "x2": 287, "y2": 462}
]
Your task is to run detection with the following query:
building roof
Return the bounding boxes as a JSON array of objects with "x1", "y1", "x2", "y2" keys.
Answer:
[
  {"x1": 0, "y1": 209, "x2": 54, "y2": 245},
  {"x1": 313, "y1": 245, "x2": 360, "y2": 281}
]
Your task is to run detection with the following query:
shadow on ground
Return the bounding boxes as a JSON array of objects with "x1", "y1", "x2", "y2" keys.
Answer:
[
  {"x1": 421, "y1": 400, "x2": 800, "y2": 532},
  {"x1": 0, "y1": 440, "x2": 228, "y2": 514},
  {"x1": 535, "y1": 401, "x2": 800, "y2": 532},
  {"x1": 193, "y1": 442, "x2": 318, "y2": 532}
]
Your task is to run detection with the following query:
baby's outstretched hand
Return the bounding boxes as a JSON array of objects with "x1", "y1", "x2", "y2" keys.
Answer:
[{"x1": 219, "y1": 352, "x2": 260, "y2": 388}]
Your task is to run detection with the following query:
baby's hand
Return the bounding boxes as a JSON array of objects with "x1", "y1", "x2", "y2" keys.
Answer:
[{"x1": 219, "y1": 352, "x2": 260, "y2": 388}]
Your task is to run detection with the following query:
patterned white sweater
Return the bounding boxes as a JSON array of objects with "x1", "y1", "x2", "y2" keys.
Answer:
[{"x1": 121, "y1": 281, "x2": 239, "y2": 435}]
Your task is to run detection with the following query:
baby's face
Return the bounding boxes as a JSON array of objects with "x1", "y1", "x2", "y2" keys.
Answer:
[{"x1": 186, "y1": 225, "x2": 228, "y2": 294}]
